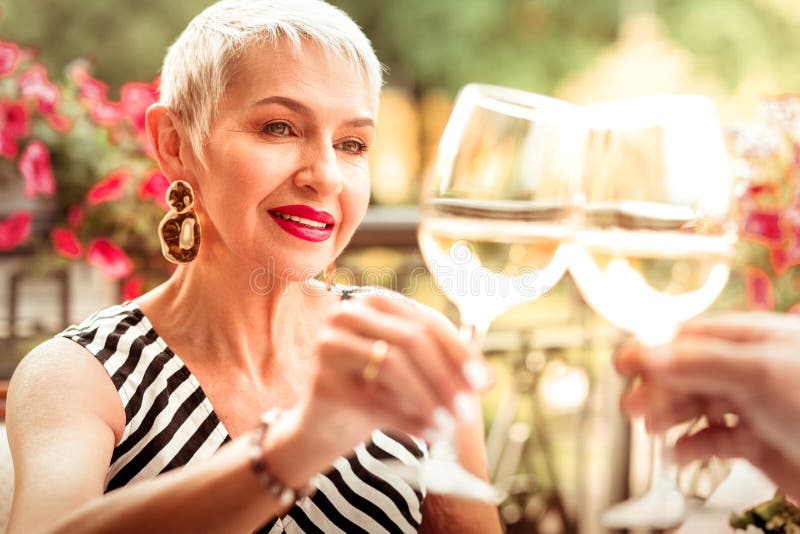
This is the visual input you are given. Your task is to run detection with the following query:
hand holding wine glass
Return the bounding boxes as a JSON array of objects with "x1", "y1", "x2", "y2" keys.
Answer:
[{"x1": 615, "y1": 312, "x2": 800, "y2": 503}]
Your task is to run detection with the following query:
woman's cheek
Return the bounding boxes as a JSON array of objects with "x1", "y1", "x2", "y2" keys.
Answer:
[{"x1": 338, "y1": 191, "x2": 368, "y2": 244}]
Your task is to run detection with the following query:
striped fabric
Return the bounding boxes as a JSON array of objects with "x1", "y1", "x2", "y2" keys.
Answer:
[{"x1": 58, "y1": 301, "x2": 428, "y2": 533}]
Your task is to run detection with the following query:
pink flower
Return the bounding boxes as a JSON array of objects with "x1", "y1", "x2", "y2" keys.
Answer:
[
  {"x1": 2, "y1": 101, "x2": 28, "y2": 138},
  {"x1": 0, "y1": 101, "x2": 28, "y2": 158},
  {"x1": 67, "y1": 63, "x2": 90, "y2": 83},
  {"x1": 45, "y1": 112, "x2": 70, "y2": 132},
  {"x1": 86, "y1": 169, "x2": 130, "y2": 206},
  {"x1": 68, "y1": 64, "x2": 126, "y2": 127},
  {"x1": 69, "y1": 63, "x2": 108, "y2": 101},
  {"x1": 19, "y1": 65, "x2": 60, "y2": 115},
  {"x1": 138, "y1": 169, "x2": 169, "y2": 209},
  {"x1": 745, "y1": 266, "x2": 776, "y2": 310},
  {"x1": 67, "y1": 205, "x2": 84, "y2": 229},
  {"x1": 87, "y1": 238, "x2": 132, "y2": 280},
  {"x1": 89, "y1": 99, "x2": 125, "y2": 126},
  {"x1": 18, "y1": 140, "x2": 56, "y2": 198},
  {"x1": 121, "y1": 275, "x2": 144, "y2": 301},
  {"x1": 50, "y1": 228, "x2": 82, "y2": 258},
  {"x1": 0, "y1": 211, "x2": 32, "y2": 251},
  {"x1": 771, "y1": 206, "x2": 800, "y2": 274},
  {"x1": 0, "y1": 132, "x2": 17, "y2": 158},
  {"x1": 121, "y1": 82, "x2": 158, "y2": 133},
  {"x1": 0, "y1": 41, "x2": 21, "y2": 77},
  {"x1": 741, "y1": 210, "x2": 783, "y2": 245}
]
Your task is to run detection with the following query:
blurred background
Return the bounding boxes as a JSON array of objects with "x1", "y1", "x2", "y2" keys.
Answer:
[{"x1": 1, "y1": 0, "x2": 800, "y2": 531}]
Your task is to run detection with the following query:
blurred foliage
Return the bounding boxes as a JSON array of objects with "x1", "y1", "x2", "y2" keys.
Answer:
[
  {"x1": 0, "y1": 0, "x2": 215, "y2": 96},
  {"x1": 659, "y1": 0, "x2": 800, "y2": 91},
  {"x1": 332, "y1": 0, "x2": 619, "y2": 94},
  {"x1": 1, "y1": 0, "x2": 799, "y2": 98}
]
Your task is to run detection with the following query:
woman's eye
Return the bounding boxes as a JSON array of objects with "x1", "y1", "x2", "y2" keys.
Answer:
[
  {"x1": 263, "y1": 122, "x2": 291, "y2": 136},
  {"x1": 338, "y1": 139, "x2": 367, "y2": 155}
]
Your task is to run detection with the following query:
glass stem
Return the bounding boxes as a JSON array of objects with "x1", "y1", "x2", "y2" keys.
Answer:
[
  {"x1": 638, "y1": 331, "x2": 680, "y2": 495},
  {"x1": 649, "y1": 432, "x2": 678, "y2": 492}
]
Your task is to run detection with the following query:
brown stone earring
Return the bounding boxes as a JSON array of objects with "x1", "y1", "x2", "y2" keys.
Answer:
[{"x1": 158, "y1": 180, "x2": 202, "y2": 264}]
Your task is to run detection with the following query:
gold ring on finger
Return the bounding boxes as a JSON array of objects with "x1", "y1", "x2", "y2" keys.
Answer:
[{"x1": 363, "y1": 339, "x2": 389, "y2": 382}]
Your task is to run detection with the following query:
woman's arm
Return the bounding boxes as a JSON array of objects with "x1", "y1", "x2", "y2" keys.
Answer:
[
  {"x1": 9, "y1": 293, "x2": 496, "y2": 533},
  {"x1": 6, "y1": 338, "x2": 310, "y2": 534}
]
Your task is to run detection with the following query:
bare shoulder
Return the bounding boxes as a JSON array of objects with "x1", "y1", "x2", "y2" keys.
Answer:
[
  {"x1": 8, "y1": 336, "x2": 125, "y2": 442},
  {"x1": 6, "y1": 337, "x2": 125, "y2": 532}
]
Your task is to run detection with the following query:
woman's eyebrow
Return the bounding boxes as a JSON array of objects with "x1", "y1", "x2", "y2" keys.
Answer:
[
  {"x1": 342, "y1": 117, "x2": 375, "y2": 129},
  {"x1": 252, "y1": 95, "x2": 310, "y2": 114},
  {"x1": 252, "y1": 95, "x2": 374, "y2": 129}
]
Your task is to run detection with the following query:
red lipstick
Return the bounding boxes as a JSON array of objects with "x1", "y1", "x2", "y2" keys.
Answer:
[{"x1": 268, "y1": 204, "x2": 335, "y2": 242}]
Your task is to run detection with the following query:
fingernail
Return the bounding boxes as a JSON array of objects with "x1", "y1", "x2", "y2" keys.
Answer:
[
  {"x1": 462, "y1": 360, "x2": 493, "y2": 390},
  {"x1": 454, "y1": 392, "x2": 476, "y2": 422},
  {"x1": 433, "y1": 406, "x2": 455, "y2": 434}
]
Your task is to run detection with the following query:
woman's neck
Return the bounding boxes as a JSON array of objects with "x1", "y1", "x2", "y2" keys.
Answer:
[{"x1": 136, "y1": 257, "x2": 332, "y2": 380}]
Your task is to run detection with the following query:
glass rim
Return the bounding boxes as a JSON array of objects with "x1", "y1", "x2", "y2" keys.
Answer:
[
  {"x1": 457, "y1": 83, "x2": 579, "y2": 123},
  {"x1": 585, "y1": 94, "x2": 719, "y2": 129}
]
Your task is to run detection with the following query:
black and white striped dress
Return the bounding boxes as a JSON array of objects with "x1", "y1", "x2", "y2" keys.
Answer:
[{"x1": 58, "y1": 301, "x2": 428, "y2": 533}]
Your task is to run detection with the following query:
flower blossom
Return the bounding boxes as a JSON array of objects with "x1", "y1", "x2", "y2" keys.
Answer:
[
  {"x1": 138, "y1": 169, "x2": 169, "y2": 209},
  {"x1": 0, "y1": 40, "x2": 21, "y2": 77},
  {"x1": 121, "y1": 82, "x2": 158, "y2": 133},
  {"x1": 0, "y1": 211, "x2": 32, "y2": 251},
  {"x1": 19, "y1": 65, "x2": 60, "y2": 115},
  {"x1": 18, "y1": 140, "x2": 56, "y2": 198},
  {"x1": 86, "y1": 169, "x2": 130, "y2": 206},
  {"x1": 741, "y1": 209, "x2": 783, "y2": 245},
  {"x1": 0, "y1": 101, "x2": 28, "y2": 158},
  {"x1": 122, "y1": 275, "x2": 144, "y2": 301},
  {"x1": 50, "y1": 228, "x2": 82, "y2": 258},
  {"x1": 87, "y1": 238, "x2": 133, "y2": 280},
  {"x1": 67, "y1": 205, "x2": 84, "y2": 229},
  {"x1": 744, "y1": 266, "x2": 776, "y2": 310}
]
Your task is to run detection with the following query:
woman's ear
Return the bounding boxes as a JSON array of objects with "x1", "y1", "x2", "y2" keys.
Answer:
[{"x1": 145, "y1": 103, "x2": 188, "y2": 181}]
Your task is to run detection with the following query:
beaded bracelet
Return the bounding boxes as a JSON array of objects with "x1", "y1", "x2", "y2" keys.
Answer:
[{"x1": 249, "y1": 408, "x2": 315, "y2": 507}]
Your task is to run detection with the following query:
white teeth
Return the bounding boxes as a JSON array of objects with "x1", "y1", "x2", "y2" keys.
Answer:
[{"x1": 271, "y1": 211, "x2": 328, "y2": 229}]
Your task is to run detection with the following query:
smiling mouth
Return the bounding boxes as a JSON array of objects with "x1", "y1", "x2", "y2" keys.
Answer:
[{"x1": 268, "y1": 210, "x2": 332, "y2": 229}]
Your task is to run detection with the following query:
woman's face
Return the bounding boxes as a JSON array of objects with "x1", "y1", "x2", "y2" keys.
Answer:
[{"x1": 189, "y1": 38, "x2": 376, "y2": 281}]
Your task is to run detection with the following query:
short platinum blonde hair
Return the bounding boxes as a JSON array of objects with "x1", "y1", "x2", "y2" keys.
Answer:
[{"x1": 159, "y1": 0, "x2": 383, "y2": 160}]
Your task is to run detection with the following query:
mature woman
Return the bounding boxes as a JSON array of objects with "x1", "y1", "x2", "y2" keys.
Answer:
[{"x1": 5, "y1": 1, "x2": 502, "y2": 532}]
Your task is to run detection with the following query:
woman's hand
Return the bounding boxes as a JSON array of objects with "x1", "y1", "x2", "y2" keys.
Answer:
[
  {"x1": 271, "y1": 293, "x2": 491, "y2": 486},
  {"x1": 615, "y1": 312, "x2": 800, "y2": 500}
]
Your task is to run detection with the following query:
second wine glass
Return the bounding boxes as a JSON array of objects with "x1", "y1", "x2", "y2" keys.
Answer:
[{"x1": 568, "y1": 95, "x2": 737, "y2": 528}]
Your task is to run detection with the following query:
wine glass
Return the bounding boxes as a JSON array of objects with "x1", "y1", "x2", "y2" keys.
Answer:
[
  {"x1": 416, "y1": 84, "x2": 580, "y2": 502},
  {"x1": 567, "y1": 95, "x2": 737, "y2": 528}
]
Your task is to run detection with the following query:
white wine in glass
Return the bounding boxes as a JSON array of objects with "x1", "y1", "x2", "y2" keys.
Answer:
[
  {"x1": 419, "y1": 199, "x2": 572, "y2": 332},
  {"x1": 417, "y1": 84, "x2": 580, "y2": 502},
  {"x1": 569, "y1": 96, "x2": 737, "y2": 528}
]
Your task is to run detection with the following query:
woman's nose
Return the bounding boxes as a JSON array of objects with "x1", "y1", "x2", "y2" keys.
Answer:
[{"x1": 293, "y1": 142, "x2": 342, "y2": 196}]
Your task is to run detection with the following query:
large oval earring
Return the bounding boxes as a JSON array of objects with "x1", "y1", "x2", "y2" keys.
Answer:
[{"x1": 158, "y1": 180, "x2": 202, "y2": 264}]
